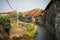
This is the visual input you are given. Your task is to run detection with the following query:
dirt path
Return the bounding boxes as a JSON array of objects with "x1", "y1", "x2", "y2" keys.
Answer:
[{"x1": 9, "y1": 22, "x2": 25, "y2": 38}]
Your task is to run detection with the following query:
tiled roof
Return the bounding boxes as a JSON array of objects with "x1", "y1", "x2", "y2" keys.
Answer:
[{"x1": 23, "y1": 8, "x2": 45, "y2": 17}]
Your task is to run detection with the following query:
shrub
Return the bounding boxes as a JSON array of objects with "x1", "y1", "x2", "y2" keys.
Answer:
[
  {"x1": 18, "y1": 21, "x2": 35, "y2": 38},
  {"x1": 0, "y1": 16, "x2": 11, "y2": 33}
]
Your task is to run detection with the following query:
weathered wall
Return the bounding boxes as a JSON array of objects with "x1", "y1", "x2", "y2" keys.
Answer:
[
  {"x1": 54, "y1": 0, "x2": 60, "y2": 40},
  {"x1": 42, "y1": 0, "x2": 60, "y2": 40},
  {"x1": 46, "y1": 1, "x2": 56, "y2": 40}
]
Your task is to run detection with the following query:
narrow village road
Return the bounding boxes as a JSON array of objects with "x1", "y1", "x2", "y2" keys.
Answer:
[{"x1": 34, "y1": 25, "x2": 51, "y2": 40}]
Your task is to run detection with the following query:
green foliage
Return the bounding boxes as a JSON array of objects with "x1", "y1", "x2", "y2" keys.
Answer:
[
  {"x1": 18, "y1": 21, "x2": 34, "y2": 31},
  {"x1": 0, "y1": 16, "x2": 11, "y2": 32},
  {"x1": 18, "y1": 12, "x2": 22, "y2": 16},
  {"x1": 25, "y1": 23, "x2": 34, "y2": 32},
  {"x1": 18, "y1": 21, "x2": 35, "y2": 38}
]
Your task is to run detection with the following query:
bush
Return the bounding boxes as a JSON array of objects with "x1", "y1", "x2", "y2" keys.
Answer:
[
  {"x1": 18, "y1": 21, "x2": 35, "y2": 38},
  {"x1": 0, "y1": 16, "x2": 11, "y2": 33}
]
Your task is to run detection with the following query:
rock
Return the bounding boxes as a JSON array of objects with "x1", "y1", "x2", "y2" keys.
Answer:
[{"x1": 0, "y1": 24, "x2": 9, "y2": 40}]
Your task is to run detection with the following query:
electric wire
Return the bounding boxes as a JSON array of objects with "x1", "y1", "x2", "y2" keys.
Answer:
[{"x1": 6, "y1": 0, "x2": 14, "y2": 11}]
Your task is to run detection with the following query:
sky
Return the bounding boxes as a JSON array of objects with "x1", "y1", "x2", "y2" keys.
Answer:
[{"x1": 0, "y1": 0, "x2": 51, "y2": 13}]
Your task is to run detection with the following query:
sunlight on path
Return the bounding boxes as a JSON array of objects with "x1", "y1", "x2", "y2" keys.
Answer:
[{"x1": 9, "y1": 22, "x2": 25, "y2": 38}]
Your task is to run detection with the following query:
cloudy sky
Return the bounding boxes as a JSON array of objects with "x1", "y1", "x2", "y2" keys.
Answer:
[{"x1": 0, "y1": 0, "x2": 51, "y2": 13}]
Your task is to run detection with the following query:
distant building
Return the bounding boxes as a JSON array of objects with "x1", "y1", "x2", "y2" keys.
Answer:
[
  {"x1": 0, "y1": 12, "x2": 17, "y2": 19},
  {"x1": 23, "y1": 8, "x2": 45, "y2": 17}
]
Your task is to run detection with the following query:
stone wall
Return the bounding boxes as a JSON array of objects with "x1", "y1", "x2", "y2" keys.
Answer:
[
  {"x1": 54, "y1": 0, "x2": 60, "y2": 40},
  {"x1": 42, "y1": 0, "x2": 60, "y2": 40}
]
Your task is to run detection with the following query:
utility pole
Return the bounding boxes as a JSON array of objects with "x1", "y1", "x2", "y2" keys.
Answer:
[
  {"x1": 15, "y1": 8, "x2": 18, "y2": 24},
  {"x1": 17, "y1": 11, "x2": 18, "y2": 24}
]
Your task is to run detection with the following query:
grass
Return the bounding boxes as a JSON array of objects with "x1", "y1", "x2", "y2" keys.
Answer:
[{"x1": 18, "y1": 21, "x2": 36, "y2": 38}]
